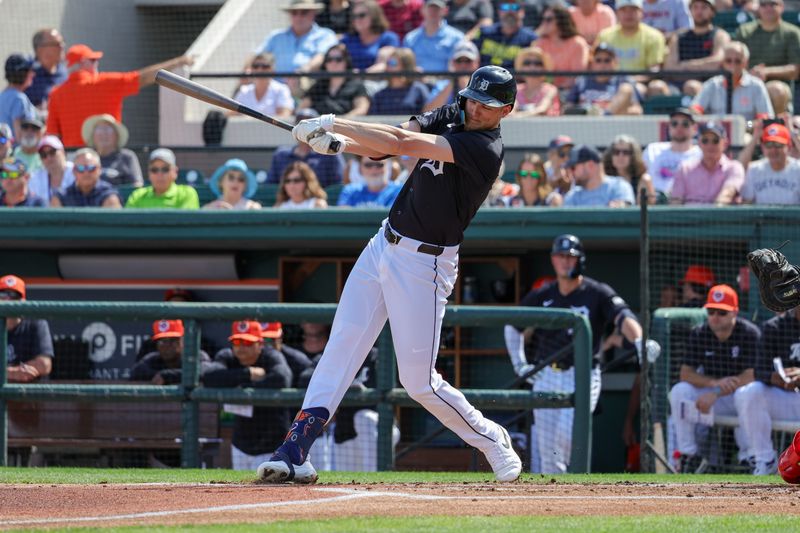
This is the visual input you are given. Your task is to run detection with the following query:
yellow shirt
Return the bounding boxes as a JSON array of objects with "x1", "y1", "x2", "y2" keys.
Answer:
[{"x1": 597, "y1": 23, "x2": 666, "y2": 71}]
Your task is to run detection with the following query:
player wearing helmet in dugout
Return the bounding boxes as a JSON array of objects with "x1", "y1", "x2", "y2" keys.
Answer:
[{"x1": 504, "y1": 234, "x2": 660, "y2": 474}]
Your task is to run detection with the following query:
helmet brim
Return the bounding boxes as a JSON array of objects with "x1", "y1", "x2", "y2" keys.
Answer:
[{"x1": 458, "y1": 87, "x2": 508, "y2": 108}]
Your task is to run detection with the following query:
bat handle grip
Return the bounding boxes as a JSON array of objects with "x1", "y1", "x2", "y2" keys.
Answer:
[{"x1": 330, "y1": 139, "x2": 342, "y2": 153}]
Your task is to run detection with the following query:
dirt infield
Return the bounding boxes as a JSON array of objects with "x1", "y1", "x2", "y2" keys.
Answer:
[{"x1": 1, "y1": 482, "x2": 799, "y2": 529}]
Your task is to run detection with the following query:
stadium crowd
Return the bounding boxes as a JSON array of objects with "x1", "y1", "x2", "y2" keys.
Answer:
[{"x1": 2, "y1": 0, "x2": 800, "y2": 208}]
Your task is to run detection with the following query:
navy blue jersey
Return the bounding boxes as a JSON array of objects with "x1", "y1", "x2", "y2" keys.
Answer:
[
  {"x1": 758, "y1": 313, "x2": 800, "y2": 384},
  {"x1": 518, "y1": 277, "x2": 630, "y2": 367},
  {"x1": 389, "y1": 103, "x2": 504, "y2": 246},
  {"x1": 7, "y1": 318, "x2": 54, "y2": 365},
  {"x1": 682, "y1": 318, "x2": 761, "y2": 378},
  {"x1": 130, "y1": 350, "x2": 212, "y2": 384},
  {"x1": 202, "y1": 347, "x2": 293, "y2": 455}
]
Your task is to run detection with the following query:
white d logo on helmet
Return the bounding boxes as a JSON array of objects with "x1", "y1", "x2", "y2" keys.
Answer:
[
  {"x1": 478, "y1": 79, "x2": 489, "y2": 91},
  {"x1": 158, "y1": 320, "x2": 170, "y2": 332},
  {"x1": 712, "y1": 290, "x2": 725, "y2": 302}
]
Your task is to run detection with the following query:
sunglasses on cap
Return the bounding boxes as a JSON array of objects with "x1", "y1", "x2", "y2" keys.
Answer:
[
  {"x1": 74, "y1": 164, "x2": 98, "y2": 173},
  {"x1": 499, "y1": 3, "x2": 520, "y2": 11},
  {"x1": 387, "y1": 58, "x2": 400, "y2": 68},
  {"x1": 517, "y1": 169, "x2": 541, "y2": 179},
  {"x1": 231, "y1": 338, "x2": 259, "y2": 347},
  {"x1": 707, "y1": 308, "x2": 730, "y2": 316}
]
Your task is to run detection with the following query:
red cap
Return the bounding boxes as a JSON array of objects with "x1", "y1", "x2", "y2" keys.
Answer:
[
  {"x1": 229, "y1": 321, "x2": 263, "y2": 343},
  {"x1": 681, "y1": 265, "x2": 716, "y2": 288},
  {"x1": 0, "y1": 275, "x2": 25, "y2": 299},
  {"x1": 762, "y1": 123, "x2": 791, "y2": 145},
  {"x1": 66, "y1": 44, "x2": 103, "y2": 67},
  {"x1": 261, "y1": 322, "x2": 283, "y2": 339},
  {"x1": 151, "y1": 319, "x2": 184, "y2": 340},
  {"x1": 164, "y1": 288, "x2": 193, "y2": 302},
  {"x1": 703, "y1": 284, "x2": 738, "y2": 312}
]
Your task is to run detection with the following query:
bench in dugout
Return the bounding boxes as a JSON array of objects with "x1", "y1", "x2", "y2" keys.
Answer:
[
  {"x1": 7, "y1": 399, "x2": 222, "y2": 468},
  {"x1": 710, "y1": 415, "x2": 798, "y2": 471}
]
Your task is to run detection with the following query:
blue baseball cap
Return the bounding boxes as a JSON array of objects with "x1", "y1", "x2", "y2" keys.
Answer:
[
  {"x1": 564, "y1": 144, "x2": 601, "y2": 168},
  {"x1": 5, "y1": 54, "x2": 36, "y2": 75}
]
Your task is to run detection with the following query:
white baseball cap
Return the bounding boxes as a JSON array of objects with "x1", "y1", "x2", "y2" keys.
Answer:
[
  {"x1": 616, "y1": 0, "x2": 643, "y2": 9},
  {"x1": 149, "y1": 148, "x2": 176, "y2": 166}
]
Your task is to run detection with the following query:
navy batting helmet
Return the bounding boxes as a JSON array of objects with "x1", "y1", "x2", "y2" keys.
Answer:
[
  {"x1": 551, "y1": 234, "x2": 586, "y2": 278},
  {"x1": 458, "y1": 65, "x2": 516, "y2": 110}
]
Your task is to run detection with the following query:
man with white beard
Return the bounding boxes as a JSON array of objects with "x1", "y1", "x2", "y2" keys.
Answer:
[{"x1": 12, "y1": 116, "x2": 45, "y2": 176}]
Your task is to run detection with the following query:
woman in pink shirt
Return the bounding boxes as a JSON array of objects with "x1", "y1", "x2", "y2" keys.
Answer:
[
  {"x1": 512, "y1": 47, "x2": 560, "y2": 117},
  {"x1": 569, "y1": 0, "x2": 616, "y2": 45},
  {"x1": 534, "y1": 5, "x2": 590, "y2": 89}
]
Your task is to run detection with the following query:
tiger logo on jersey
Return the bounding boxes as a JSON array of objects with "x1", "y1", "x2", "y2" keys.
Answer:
[{"x1": 420, "y1": 159, "x2": 444, "y2": 177}]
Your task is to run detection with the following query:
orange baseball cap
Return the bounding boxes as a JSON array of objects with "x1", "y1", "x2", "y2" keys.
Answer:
[
  {"x1": 261, "y1": 322, "x2": 283, "y2": 339},
  {"x1": 681, "y1": 265, "x2": 716, "y2": 288},
  {"x1": 151, "y1": 319, "x2": 184, "y2": 340},
  {"x1": 0, "y1": 275, "x2": 25, "y2": 299},
  {"x1": 66, "y1": 44, "x2": 103, "y2": 67},
  {"x1": 229, "y1": 321, "x2": 264, "y2": 343},
  {"x1": 703, "y1": 284, "x2": 739, "y2": 312},
  {"x1": 762, "y1": 123, "x2": 791, "y2": 145}
]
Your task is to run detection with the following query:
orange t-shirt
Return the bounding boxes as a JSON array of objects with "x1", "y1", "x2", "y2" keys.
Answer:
[
  {"x1": 534, "y1": 35, "x2": 590, "y2": 89},
  {"x1": 46, "y1": 70, "x2": 140, "y2": 147},
  {"x1": 569, "y1": 5, "x2": 617, "y2": 45}
]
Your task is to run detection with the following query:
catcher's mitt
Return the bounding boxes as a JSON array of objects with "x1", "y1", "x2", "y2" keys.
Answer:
[{"x1": 747, "y1": 247, "x2": 800, "y2": 312}]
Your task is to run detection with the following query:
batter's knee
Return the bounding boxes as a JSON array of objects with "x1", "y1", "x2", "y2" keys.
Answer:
[{"x1": 669, "y1": 381, "x2": 695, "y2": 407}]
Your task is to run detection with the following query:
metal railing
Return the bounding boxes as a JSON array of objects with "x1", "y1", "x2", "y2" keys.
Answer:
[{"x1": 0, "y1": 301, "x2": 593, "y2": 472}]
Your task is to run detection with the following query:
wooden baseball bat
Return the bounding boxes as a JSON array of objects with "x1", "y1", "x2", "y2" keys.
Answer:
[{"x1": 155, "y1": 69, "x2": 294, "y2": 131}]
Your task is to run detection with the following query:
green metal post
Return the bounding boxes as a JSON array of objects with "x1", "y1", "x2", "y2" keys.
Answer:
[
  {"x1": 181, "y1": 319, "x2": 200, "y2": 468},
  {"x1": 0, "y1": 319, "x2": 7, "y2": 467},
  {"x1": 376, "y1": 326, "x2": 396, "y2": 471},
  {"x1": 569, "y1": 314, "x2": 592, "y2": 473}
]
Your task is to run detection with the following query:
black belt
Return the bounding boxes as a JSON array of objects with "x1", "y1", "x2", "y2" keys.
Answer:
[{"x1": 384, "y1": 226, "x2": 444, "y2": 256}]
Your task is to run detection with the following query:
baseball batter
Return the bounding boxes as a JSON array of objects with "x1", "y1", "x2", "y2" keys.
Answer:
[
  {"x1": 504, "y1": 235, "x2": 652, "y2": 473},
  {"x1": 258, "y1": 66, "x2": 522, "y2": 483}
]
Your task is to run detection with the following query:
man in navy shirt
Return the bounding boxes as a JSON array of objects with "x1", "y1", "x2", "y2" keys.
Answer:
[
  {"x1": 51, "y1": 148, "x2": 122, "y2": 208},
  {"x1": 25, "y1": 28, "x2": 68, "y2": 111},
  {"x1": 472, "y1": 0, "x2": 536, "y2": 69},
  {"x1": 267, "y1": 108, "x2": 344, "y2": 187},
  {"x1": 669, "y1": 284, "x2": 763, "y2": 473},
  {"x1": 0, "y1": 158, "x2": 46, "y2": 207},
  {"x1": 130, "y1": 320, "x2": 212, "y2": 385},
  {"x1": 2, "y1": 274, "x2": 54, "y2": 383}
]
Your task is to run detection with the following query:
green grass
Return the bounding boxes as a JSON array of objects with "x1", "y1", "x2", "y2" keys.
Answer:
[
  {"x1": 0, "y1": 467, "x2": 783, "y2": 485},
  {"x1": 13, "y1": 516, "x2": 793, "y2": 533}
]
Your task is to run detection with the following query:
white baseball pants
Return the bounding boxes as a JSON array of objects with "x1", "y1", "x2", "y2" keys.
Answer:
[
  {"x1": 302, "y1": 220, "x2": 504, "y2": 454},
  {"x1": 533, "y1": 365, "x2": 602, "y2": 473}
]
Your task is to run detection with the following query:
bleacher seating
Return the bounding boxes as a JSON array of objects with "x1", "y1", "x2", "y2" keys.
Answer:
[
  {"x1": 177, "y1": 169, "x2": 205, "y2": 186},
  {"x1": 713, "y1": 10, "x2": 755, "y2": 35}
]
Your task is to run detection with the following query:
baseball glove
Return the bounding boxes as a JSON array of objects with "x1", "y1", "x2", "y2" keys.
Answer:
[{"x1": 747, "y1": 247, "x2": 800, "y2": 312}]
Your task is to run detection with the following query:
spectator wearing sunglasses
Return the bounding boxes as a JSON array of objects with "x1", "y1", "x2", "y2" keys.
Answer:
[
  {"x1": 544, "y1": 135, "x2": 574, "y2": 194},
  {"x1": 472, "y1": 0, "x2": 537, "y2": 70},
  {"x1": 423, "y1": 41, "x2": 480, "y2": 111},
  {"x1": 690, "y1": 42, "x2": 773, "y2": 121},
  {"x1": 642, "y1": 107, "x2": 701, "y2": 197},
  {"x1": 0, "y1": 54, "x2": 38, "y2": 143},
  {"x1": 0, "y1": 158, "x2": 45, "y2": 207},
  {"x1": 132, "y1": 320, "x2": 212, "y2": 385},
  {"x1": 341, "y1": 0, "x2": 400, "y2": 71},
  {"x1": 402, "y1": 0, "x2": 465, "y2": 72},
  {"x1": 447, "y1": 0, "x2": 494, "y2": 39},
  {"x1": 565, "y1": 43, "x2": 642, "y2": 115},
  {"x1": 533, "y1": 5, "x2": 590, "y2": 89},
  {"x1": 1, "y1": 274, "x2": 54, "y2": 383},
  {"x1": 12, "y1": 116, "x2": 45, "y2": 176},
  {"x1": 369, "y1": 48, "x2": 430, "y2": 115},
  {"x1": 511, "y1": 47, "x2": 560, "y2": 117},
  {"x1": 740, "y1": 122, "x2": 800, "y2": 204},
  {"x1": 506, "y1": 152, "x2": 561, "y2": 206},
  {"x1": 669, "y1": 284, "x2": 762, "y2": 474},
  {"x1": 28, "y1": 135, "x2": 74, "y2": 204},
  {"x1": 301, "y1": 44, "x2": 370, "y2": 116},
  {"x1": 51, "y1": 148, "x2": 121, "y2": 208},
  {"x1": 603, "y1": 134, "x2": 656, "y2": 204},
  {"x1": 202, "y1": 321, "x2": 293, "y2": 471},
  {"x1": 337, "y1": 154, "x2": 402, "y2": 207},
  {"x1": 203, "y1": 158, "x2": 262, "y2": 210},
  {"x1": 233, "y1": 53, "x2": 294, "y2": 119},
  {"x1": 125, "y1": 148, "x2": 199, "y2": 209},
  {"x1": 275, "y1": 161, "x2": 329, "y2": 209},
  {"x1": 670, "y1": 121, "x2": 743, "y2": 205},
  {"x1": 569, "y1": 0, "x2": 617, "y2": 46}
]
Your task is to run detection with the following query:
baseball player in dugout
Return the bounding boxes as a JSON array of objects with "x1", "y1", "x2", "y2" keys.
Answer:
[
  {"x1": 669, "y1": 284, "x2": 763, "y2": 475},
  {"x1": 504, "y1": 235, "x2": 659, "y2": 474},
  {"x1": 258, "y1": 65, "x2": 523, "y2": 483}
]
